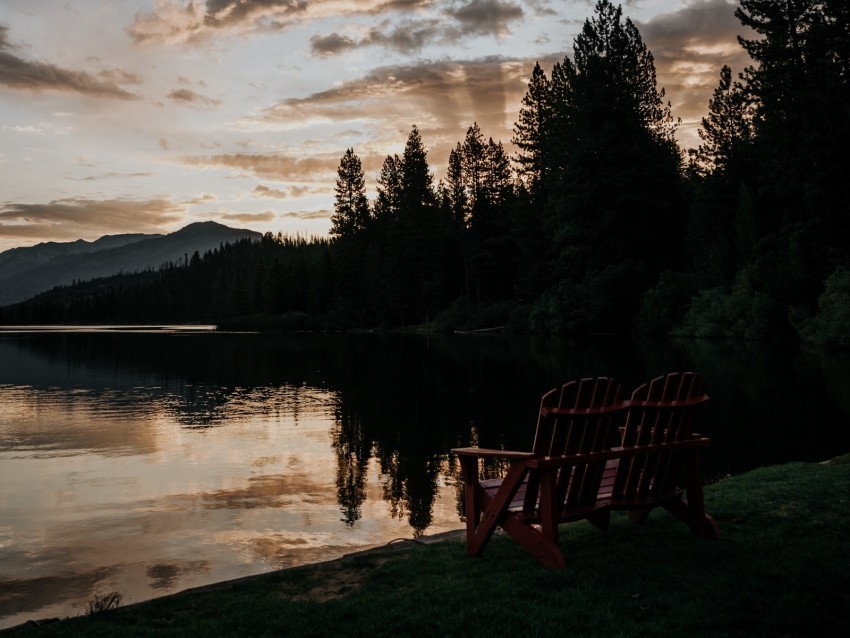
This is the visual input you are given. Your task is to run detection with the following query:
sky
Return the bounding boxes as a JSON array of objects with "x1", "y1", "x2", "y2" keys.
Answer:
[{"x1": 0, "y1": 0, "x2": 753, "y2": 252}]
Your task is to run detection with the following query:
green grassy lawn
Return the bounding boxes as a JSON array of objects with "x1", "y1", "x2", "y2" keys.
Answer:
[{"x1": 8, "y1": 455, "x2": 849, "y2": 637}]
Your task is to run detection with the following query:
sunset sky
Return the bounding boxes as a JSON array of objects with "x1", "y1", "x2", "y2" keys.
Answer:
[{"x1": 0, "y1": 0, "x2": 753, "y2": 252}]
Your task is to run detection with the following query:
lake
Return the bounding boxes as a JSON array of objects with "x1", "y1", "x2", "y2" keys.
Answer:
[{"x1": 1, "y1": 327, "x2": 848, "y2": 628}]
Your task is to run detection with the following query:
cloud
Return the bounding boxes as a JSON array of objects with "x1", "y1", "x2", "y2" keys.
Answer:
[
  {"x1": 129, "y1": 0, "x2": 518, "y2": 51},
  {"x1": 309, "y1": 1, "x2": 524, "y2": 56},
  {"x1": 220, "y1": 211, "x2": 277, "y2": 223},
  {"x1": 0, "y1": 23, "x2": 140, "y2": 99},
  {"x1": 128, "y1": 0, "x2": 322, "y2": 45},
  {"x1": 311, "y1": 19, "x2": 444, "y2": 56},
  {"x1": 0, "y1": 197, "x2": 184, "y2": 241},
  {"x1": 526, "y1": 0, "x2": 557, "y2": 17},
  {"x1": 253, "y1": 184, "x2": 315, "y2": 199},
  {"x1": 186, "y1": 193, "x2": 218, "y2": 204},
  {"x1": 282, "y1": 209, "x2": 331, "y2": 221},
  {"x1": 254, "y1": 184, "x2": 288, "y2": 199},
  {"x1": 448, "y1": 0, "x2": 523, "y2": 36},
  {"x1": 70, "y1": 172, "x2": 153, "y2": 182},
  {"x1": 258, "y1": 56, "x2": 529, "y2": 148},
  {"x1": 179, "y1": 152, "x2": 340, "y2": 181},
  {"x1": 309, "y1": 32, "x2": 358, "y2": 56},
  {"x1": 2, "y1": 122, "x2": 72, "y2": 135},
  {"x1": 167, "y1": 88, "x2": 222, "y2": 108}
]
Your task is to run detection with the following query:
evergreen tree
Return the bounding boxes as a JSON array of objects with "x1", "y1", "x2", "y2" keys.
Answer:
[
  {"x1": 690, "y1": 65, "x2": 753, "y2": 176},
  {"x1": 738, "y1": 0, "x2": 848, "y2": 248},
  {"x1": 330, "y1": 148, "x2": 370, "y2": 238},
  {"x1": 398, "y1": 126, "x2": 445, "y2": 322},
  {"x1": 533, "y1": 0, "x2": 683, "y2": 332},
  {"x1": 461, "y1": 122, "x2": 486, "y2": 219},
  {"x1": 399, "y1": 125, "x2": 435, "y2": 214},
  {"x1": 512, "y1": 62, "x2": 551, "y2": 201},
  {"x1": 445, "y1": 144, "x2": 467, "y2": 228},
  {"x1": 373, "y1": 154, "x2": 403, "y2": 223}
]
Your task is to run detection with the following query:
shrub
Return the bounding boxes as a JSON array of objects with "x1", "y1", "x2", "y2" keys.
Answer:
[{"x1": 797, "y1": 268, "x2": 850, "y2": 348}]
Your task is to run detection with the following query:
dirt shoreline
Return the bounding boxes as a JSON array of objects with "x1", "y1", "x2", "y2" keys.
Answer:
[{"x1": 2, "y1": 529, "x2": 467, "y2": 634}]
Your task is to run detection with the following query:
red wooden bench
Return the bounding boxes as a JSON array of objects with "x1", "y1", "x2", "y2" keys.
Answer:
[{"x1": 452, "y1": 372, "x2": 719, "y2": 568}]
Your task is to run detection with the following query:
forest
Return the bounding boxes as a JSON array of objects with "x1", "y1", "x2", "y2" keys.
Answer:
[{"x1": 2, "y1": 0, "x2": 848, "y2": 347}]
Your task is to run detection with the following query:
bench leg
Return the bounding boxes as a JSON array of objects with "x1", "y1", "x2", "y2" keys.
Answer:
[
  {"x1": 663, "y1": 451, "x2": 720, "y2": 540},
  {"x1": 464, "y1": 463, "x2": 529, "y2": 558}
]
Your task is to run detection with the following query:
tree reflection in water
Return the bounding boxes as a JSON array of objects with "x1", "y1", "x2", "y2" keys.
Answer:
[
  {"x1": 3, "y1": 329, "x2": 849, "y2": 537},
  {"x1": 331, "y1": 409, "x2": 369, "y2": 526}
]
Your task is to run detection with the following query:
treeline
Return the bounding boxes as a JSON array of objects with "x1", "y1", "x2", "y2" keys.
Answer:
[
  {"x1": 2, "y1": 0, "x2": 848, "y2": 345},
  {"x1": 0, "y1": 236, "x2": 334, "y2": 328}
]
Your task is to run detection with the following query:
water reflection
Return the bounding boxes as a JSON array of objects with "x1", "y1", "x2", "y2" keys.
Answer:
[{"x1": 1, "y1": 330, "x2": 848, "y2": 628}]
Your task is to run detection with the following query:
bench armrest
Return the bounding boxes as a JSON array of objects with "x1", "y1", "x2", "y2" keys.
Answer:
[{"x1": 527, "y1": 436, "x2": 713, "y2": 469}]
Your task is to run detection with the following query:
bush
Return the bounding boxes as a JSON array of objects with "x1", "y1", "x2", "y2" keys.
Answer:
[
  {"x1": 797, "y1": 268, "x2": 850, "y2": 348},
  {"x1": 635, "y1": 271, "x2": 698, "y2": 335},
  {"x1": 673, "y1": 267, "x2": 793, "y2": 340}
]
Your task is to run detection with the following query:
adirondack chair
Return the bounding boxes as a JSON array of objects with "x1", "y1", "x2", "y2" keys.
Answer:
[
  {"x1": 600, "y1": 371, "x2": 720, "y2": 539},
  {"x1": 452, "y1": 377, "x2": 627, "y2": 569},
  {"x1": 452, "y1": 372, "x2": 719, "y2": 568}
]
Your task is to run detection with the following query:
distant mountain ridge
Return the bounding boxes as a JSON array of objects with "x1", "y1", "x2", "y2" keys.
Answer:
[{"x1": 0, "y1": 222, "x2": 261, "y2": 307}]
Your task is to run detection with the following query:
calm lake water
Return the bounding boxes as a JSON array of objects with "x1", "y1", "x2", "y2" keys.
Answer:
[{"x1": 1, "y1": 327, "x2": 848, "y2": 627}]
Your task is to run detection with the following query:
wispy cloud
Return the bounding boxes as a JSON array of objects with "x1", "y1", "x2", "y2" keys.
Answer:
[
  {"x1": 253, "y1": 184, "x2": 315, "y2": 199},
  {"x1": 448, "y1": 0, "x2": 523, "y2": 36},
  {"x1": 310, "y1": 0, "x2": 524, "y2": 56},
  {"x1": 168, "y1": 88, "x2": 222, "y2": 109},
  {"x1": 0, "y1": 24, "x2": 140, "y2": 99},
  {"x1": 281, "y1": 208, "x2": 331, "y2": 221},
  {"x1": 179, "y1": 152, "x2": 339, "y2": 181},
  {"x1": 129, "y1": 0, "x2": 523, "y2": 51},
  {"x1": 0, "y1": 197, "x2": 183, "y2": 240},
  {"x1": 310, "y1": 19, "x2": 443, "y2": 56},
  {"x1": 129, "y1": 0, "x2": 339, "y2": 45},
  {"x1": 220, "y1": 210, "x2": 276, "y2": 223},
  {"x1": 256, "y1": 56, "x2": 530, "y2": 153},
  {"x1": 69, "y1": 172, "x2": 153, "y2": 182}
]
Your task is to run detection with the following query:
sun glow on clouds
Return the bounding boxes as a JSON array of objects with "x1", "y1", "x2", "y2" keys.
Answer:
[{"x1": 0, "y1": 0, "x2": 750, "y2": 251}]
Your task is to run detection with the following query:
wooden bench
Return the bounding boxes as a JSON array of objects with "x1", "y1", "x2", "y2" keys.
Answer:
[{"x1": 452, "y1": 372, "x2": 719, "y2": 569}]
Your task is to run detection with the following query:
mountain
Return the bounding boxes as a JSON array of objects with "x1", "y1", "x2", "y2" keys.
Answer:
[
  {"x1": 0, "y1": 233, "x2": 160, "y2": 281},
  {"x1": 0, "y1": 222, "x2": 262, "y2": 307}
]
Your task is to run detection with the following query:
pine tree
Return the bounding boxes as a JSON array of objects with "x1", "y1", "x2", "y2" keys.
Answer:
[
  {"x1": 399, "y1": 125, "x2": 435, "y2": 214},
  {"x1": 445, "y1": 144, "x2": 467, "y2": 227},
  {"x1": 330, "y1": 148, "x2": 370, "y2": 238},
  {"x1": 512, "y1": 62, "x2": 551, "y2": 200},
  {"x1": 374, "y1": 154, "x2": 402, "y2": 222},
  {"x1": 532, "y1": 0, "x2": 684, "y2": 332},
  {"x1": 736, "y1": 0, "x2": 822, "y2": 143},
  {"x1": 461, "y1": 122, "x2": 486, "y2": 218},
  {"x1": 691, "y1": 65, "x2": 753, "y2": 176}
]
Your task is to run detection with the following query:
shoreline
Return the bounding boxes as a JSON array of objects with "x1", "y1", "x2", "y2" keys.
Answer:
[{"x1": 1, "y1": 530, "x2": 467, "y2": 634}]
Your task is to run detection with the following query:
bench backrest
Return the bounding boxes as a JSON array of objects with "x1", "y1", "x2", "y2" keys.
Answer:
[
  {"x1": 528, "y1": 377, "x2": 625, "y2": 514},
  {"x1": 611, "y1": 372, "x2": 709, "y2": 502}
]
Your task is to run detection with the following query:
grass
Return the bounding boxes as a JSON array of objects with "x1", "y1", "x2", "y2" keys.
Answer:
[{"x1": 7, "y1": 455, "x2": 849, "y2": 637}]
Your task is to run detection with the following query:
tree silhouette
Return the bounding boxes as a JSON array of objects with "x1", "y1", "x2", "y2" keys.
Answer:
[{"x1": 330, "y1": 148, "x2": 370, "y2": 238}]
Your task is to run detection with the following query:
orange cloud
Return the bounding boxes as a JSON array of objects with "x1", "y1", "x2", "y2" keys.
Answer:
[
  {"x1": 179, "y1": 153, "x2": 340, "y2": 181},
  {"x1": 281, "y1": 209, "x2": 331, "y2": 221},
  {"x1": 0, "y1": 197, "x2": 184, "y2": 241},
  {"x1": 221, "y1": 211, "x2": 277, "y2": 223}
]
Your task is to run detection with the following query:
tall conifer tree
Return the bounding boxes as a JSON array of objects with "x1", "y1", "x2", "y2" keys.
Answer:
[{"x1": 330, "y1": 148, "x2": 370, "y2": 238}]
